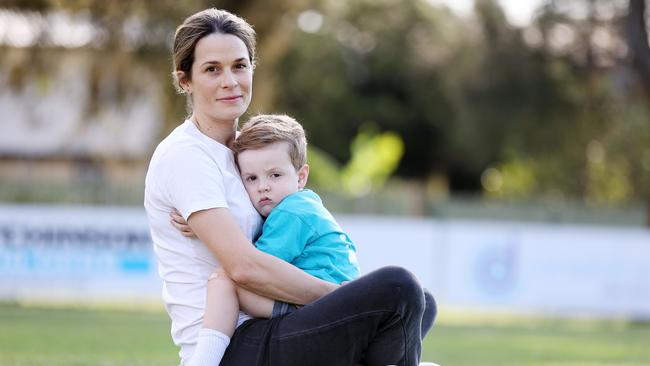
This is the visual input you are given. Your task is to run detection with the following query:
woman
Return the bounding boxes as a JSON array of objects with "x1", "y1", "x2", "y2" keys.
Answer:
[{"x1": 144, "y1": 8, "x2": 436, "y2": 366}]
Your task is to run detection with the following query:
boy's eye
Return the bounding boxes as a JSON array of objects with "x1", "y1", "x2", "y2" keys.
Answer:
[
  {"x1": 271, "y1": 173, "x2": 281, "y2": 178},
  {"x1": 206, "y1": 66, "x2": 219, "y2": 72},
  {"x1": 245, "y1": 176, "x2": 256, "y2": 182}
]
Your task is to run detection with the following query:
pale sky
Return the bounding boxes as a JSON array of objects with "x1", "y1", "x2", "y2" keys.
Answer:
[{"x1": 430, "y1": 0, "x2": 544, "y2": 26}]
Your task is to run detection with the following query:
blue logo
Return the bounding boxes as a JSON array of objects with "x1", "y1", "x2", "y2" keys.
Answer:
[{"x1": 473, "y1": 241, "x2": 518, "y2": 297}]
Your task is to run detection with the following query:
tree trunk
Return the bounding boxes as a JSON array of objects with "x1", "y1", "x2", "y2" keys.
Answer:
[
  {"x1": 628, "y1": 0, "x2": 650, "y2": 89},
  {"x1": 627, "y1": 0, "x2": 650, "y2": 227}
]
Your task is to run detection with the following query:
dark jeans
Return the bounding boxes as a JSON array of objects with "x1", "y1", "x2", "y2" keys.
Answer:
[{"x1": 221, "y1": 266, "x2": 437, "y2": 366}]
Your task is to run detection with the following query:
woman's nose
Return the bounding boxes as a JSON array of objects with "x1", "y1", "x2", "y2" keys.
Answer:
[{"x1": 220, "y1": 70, "x2": 238, "y2": 88}]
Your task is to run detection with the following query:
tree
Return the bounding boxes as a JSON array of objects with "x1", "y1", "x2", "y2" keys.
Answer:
[
  {"x1": 272, "y1": 0, "x2": 470, "y2": 185},
  {"x1": 627, "y1": 0, "x2": 650, "y2": 225}
]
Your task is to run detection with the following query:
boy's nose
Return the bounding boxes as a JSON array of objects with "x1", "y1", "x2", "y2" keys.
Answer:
[{"x1": 258, "y1": 182, "x2": 270, "y2": 192}]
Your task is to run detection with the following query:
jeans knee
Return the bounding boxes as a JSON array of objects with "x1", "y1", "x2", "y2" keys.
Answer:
[
  {"x1": 376, "y1": 266, "x2": 424, "y2": 312},
  {"x1": 422, "y1": 289, "x2": 437, "y2": 336},
  {"x1": 424, "y1": 290, "x2": 437, "y2": 319},
  {"x1": 378, "y1": 266, "x2": 421, "y2": 292}
]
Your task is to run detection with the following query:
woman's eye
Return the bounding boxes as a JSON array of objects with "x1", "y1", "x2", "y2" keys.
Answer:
[{"x1": 235, "y1": 63, "x2": 248, "y2": 70}]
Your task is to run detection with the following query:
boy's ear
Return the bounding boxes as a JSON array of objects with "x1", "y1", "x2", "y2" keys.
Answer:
[{"x1": 297, "y1": 164, "x2": 310, "y2": 189}]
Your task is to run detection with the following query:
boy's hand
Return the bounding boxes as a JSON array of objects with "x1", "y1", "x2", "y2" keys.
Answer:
[{"x1": 170, "y1": 208, "x2": 197, "y2": 238}]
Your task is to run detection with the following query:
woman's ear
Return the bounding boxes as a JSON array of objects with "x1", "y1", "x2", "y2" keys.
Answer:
[
  {"x1": 176, "y1": 71, "x2": 191, "y2": 94},
  {"x1": 297, "y1": 164, "x2": 310, "y2": 189}
]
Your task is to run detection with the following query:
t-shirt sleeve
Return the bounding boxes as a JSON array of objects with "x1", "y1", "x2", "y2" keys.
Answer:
[
  {"x1": 255, "y1": 210, "x2": 315, "y2": 263},
  {"x1": 162, "y1": 144, "x2": 228, "y2": 220}
]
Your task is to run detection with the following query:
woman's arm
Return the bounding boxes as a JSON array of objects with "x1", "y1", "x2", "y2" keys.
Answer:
[{"x1": 188, "y1": 207, "x2": 338, "y2": 305}]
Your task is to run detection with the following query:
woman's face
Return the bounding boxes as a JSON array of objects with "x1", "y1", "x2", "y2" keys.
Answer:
[{"x1": 185, "y1": 33, "x2": 253, "y2": 125}]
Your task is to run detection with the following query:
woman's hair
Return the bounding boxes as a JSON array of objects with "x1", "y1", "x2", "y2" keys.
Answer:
[
  {"x1": 171, "y1": 8, "x2": 256, "y2": 94},
  {"x1": 233, "y1": 114, "x2": 308, "y2": 171}
]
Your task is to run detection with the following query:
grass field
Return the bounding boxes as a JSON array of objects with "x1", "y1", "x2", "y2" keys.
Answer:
[{"x1": 1, "y1": 302, "x2": 649, "y2": 366}]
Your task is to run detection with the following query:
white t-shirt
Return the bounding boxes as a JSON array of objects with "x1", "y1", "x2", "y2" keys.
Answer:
[{"x1": 144, "y1": 120, "x2": 263, "y2": 363}]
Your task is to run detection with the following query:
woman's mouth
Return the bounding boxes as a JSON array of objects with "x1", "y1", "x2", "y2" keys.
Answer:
[{"x1": 217, "y1": 95, "x2": 243, "y2": 103}]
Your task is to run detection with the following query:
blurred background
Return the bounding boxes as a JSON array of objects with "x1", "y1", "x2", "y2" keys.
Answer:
[{"x1": 1, "y1": 0, "x2": 650, "y2": 365}]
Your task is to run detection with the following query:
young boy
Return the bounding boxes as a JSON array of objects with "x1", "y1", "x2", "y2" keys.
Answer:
[{"x1": 188, "y1": 114, "x2": 360, "y2": 366}]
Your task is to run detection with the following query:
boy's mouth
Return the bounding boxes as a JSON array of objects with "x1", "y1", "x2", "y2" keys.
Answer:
[{"x1": 258, "y1": 197, "x2": 272, "y2": 206}]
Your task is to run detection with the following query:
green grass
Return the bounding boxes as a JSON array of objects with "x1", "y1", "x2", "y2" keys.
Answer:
[
  {"x1": 1, "y1": 303, "x2": 649, "y2": 366},
  {"x1": 422, "y1": 312, "x2": 650, "y2": 366},
  {"x1": 0, "y1": 303, "x2": 176, "y2": 366}
]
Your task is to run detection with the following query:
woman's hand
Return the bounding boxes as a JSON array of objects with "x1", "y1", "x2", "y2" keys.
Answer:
[{"x1": 170, "y1": 208, "x2": 197, "y2": 238}]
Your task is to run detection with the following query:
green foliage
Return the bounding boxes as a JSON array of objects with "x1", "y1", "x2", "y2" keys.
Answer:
[
  {"x1": 1, "y1": 0, "x2": 650, "y2": 213},
  {"x1": 585, "y1": 141, "x2": 635, "y2": 205},
  {"x1": 459, "y1": 0, "x2": 650, "y2": 208},
  {"x1": 307, "y1": 146, "x2": 342, "y2": 191},
  {"x1": 483, "y1": 160, "x2": 538, "y2": 199},
  {"x1": 274, "y1": 0, "x2": 459, "y2": 179},
  {"x1": 308, "y1": 125, "x2": 404, "y2": 197},
  {"x1": 341, "y1": 125, "x2": 404, "y2": 196}
]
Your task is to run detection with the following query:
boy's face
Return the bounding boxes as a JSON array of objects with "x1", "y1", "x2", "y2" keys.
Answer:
[{"x1": 238, "y1": 142, "x2": 309, "y2": 217}]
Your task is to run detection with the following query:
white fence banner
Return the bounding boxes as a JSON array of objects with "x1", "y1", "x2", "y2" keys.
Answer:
[
  {"x1": 1, "y1": 204, "x2": 649, "y2": 318},
  {"x1": 0, "y1": 204, "x2": 160, "y2": 301}
]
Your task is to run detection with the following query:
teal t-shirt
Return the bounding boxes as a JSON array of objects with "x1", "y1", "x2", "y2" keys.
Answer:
[{"x1": 255, "y1": 189, "x2": 360, "y2": 284}]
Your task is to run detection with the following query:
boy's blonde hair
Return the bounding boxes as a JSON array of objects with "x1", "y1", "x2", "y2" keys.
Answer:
[{"x1": 233, "y1": 114, "x2": 307, "y2": 170}]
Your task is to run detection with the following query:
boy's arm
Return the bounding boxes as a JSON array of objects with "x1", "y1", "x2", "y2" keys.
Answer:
[{"x1": 236, "y1": 287, "x2": 275, "y2": 318}]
